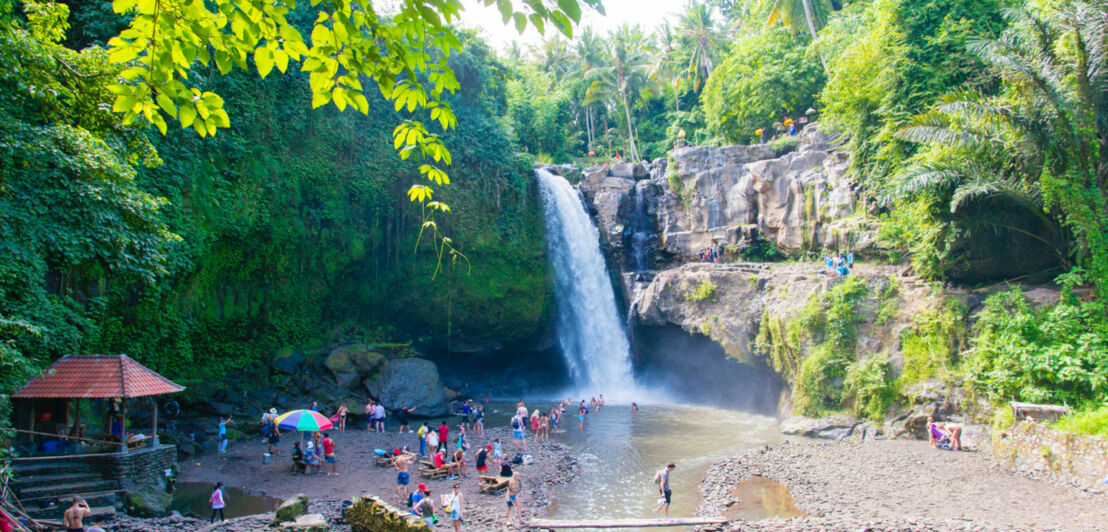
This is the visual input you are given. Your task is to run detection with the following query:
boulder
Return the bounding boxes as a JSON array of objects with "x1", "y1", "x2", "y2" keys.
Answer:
[
  {"x1": 124, "y1": 489, "x2": 171, "y2": 517},
  {"x1": 780, "y1": 414, "x2": 861, "y2": 440},
  {"x1": 280, "y1": 513, "x2": 328, "y2": 531},
  {"x1": 610, "y1": 162, "x2": 635, "y2": 178},
  {"x1": 364, "y1": 358, "x2": 449, "y2": 417},
  {"x1": 324, "y1": 344, "x2": 385, "y2": 390},
  {"x1": 272, "y1": 494, "x2": 310, "y2": 526},
  {"x1": 271, "y1": 347, "x2": 306, "y2": 375}
]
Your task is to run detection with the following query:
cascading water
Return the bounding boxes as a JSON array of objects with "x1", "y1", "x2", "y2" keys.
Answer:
[{"x1": 536, "y1": 168, "x2": 636, "y2": 399}]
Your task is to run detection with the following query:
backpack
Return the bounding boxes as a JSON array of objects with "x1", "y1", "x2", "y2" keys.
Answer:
[
  {"x1": 511, "y1": 417, "x2": 520, "y2": 429},
  {"x1": 407, "y1": 492, "x2": 417, "y2": 508},
  {"x1": 499, "y1": 463, "x2": 513, "y2": 477},
  {"x1": 511, "y1": 453, "x2": 523, "y2": 465},
  {"x1": 522, "y1": 454, "x2": 534, "y2": 465}
]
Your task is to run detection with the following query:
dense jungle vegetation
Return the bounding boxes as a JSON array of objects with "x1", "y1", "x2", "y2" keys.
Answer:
[{"x1": 3, "y1": 0, "x2": 1108, "y2": 441}]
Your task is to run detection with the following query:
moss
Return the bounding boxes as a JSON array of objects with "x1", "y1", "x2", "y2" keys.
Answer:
[
  {"x1": 895, "y1": 300, "x2": 967, "y2": 388},
  {"x1": 685, "y1": 281, "x2": 718, "y2": 302}
]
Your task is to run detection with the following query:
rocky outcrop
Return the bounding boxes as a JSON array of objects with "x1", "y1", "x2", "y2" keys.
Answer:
[
  {"x1": 632, "y1": 261, "x2": 949, "y2": 417},
  {"x1": 576, "y1": 125, "x2": 874, "y2": 270},
  {"x1": 324, "y1": 344, "x2": 385, "y2": 390},
  {"x1": 364, "y1": 358, "x2": 449, "y2": 416},
  {"x1": 272, "y1": 494, "x2": 310, "y2": 526}
]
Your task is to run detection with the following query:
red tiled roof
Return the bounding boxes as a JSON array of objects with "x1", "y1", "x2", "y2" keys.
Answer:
[{"x1": 13, "y1": 355, "x2": 185, "y2": 399}]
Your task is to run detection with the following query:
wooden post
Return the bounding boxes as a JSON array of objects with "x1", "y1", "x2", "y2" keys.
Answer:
[
  {"x1": 29, "y1": 402, "x2": 36, "y2": 457},
  {"x1": 152, "y1": 396, "x2": 159, "y2": 447},
  {"x1": 120, "y1": 397, "x2": 128, "y2": 454}
]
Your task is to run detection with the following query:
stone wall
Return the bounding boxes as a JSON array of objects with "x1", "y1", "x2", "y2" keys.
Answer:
[{"x1": 992, "y1": 420, "x2": 1108, "y2": 490}]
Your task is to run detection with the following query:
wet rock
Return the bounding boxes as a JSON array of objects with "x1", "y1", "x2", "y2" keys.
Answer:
[
  {"x1": 272, "y1": 494, "x2": 310, "y2": 526},
  {"x1": 324, "y1": 344, "x2": 385, "y2": 390},
  {"x1": 364, "y1": 358, "x2": 449, "y2": 417},
  {"x1": 279, "y1": 513, "x2": 328, "y2": 530},
  {"x1": 124, "y1": 488, "x2": 171, "y2": 517},
  {"x1": 610, "y1": 162, "x2": 635, "y2": 178},
  {"x1": 272, "y1": 347, "x2": 306, "y2": 375},
  {"x1": 780, "y1": 415, "x2": 861, "y2": 440}
]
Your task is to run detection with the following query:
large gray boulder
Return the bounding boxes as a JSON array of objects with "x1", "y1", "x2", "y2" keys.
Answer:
[
  {"x1": 781, "y1": 414, "x2": 862, "y2": 440},
  {"x1": 364, "y1": 358, "x2": 449, "y2": 417},
  {"x1": 271, "y1": 347, "x2": 306, "y2": 375},
  {"x1": 324, "y1": 344, "x2": 385, "y2": 390}
]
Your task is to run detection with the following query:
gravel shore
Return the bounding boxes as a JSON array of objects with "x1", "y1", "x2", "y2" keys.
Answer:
[
  {"x1": 698, "y1": 439, "x2": 1108, "y2": 531},
  {"x1": 105, "y1": 426, "x2": 576, "y2": 531}
]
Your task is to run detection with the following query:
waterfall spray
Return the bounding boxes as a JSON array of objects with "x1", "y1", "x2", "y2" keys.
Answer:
[{"x1": 536, "y1": 168, "x2": 637, "y2": 400}]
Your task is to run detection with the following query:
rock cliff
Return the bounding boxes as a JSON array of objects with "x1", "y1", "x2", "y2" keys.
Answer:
[{"x1": 576, "y1": 125, "x2": 875, "y2": 270}]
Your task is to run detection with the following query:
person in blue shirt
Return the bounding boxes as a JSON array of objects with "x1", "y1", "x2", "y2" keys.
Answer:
[{"x1": 217, "y1": 416, "x2": 233, "y2": 454}]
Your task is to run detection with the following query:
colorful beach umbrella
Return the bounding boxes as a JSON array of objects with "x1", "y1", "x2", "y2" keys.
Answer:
[{"x1": 275, "y1": 409, "x2": 333, "y2": 432}]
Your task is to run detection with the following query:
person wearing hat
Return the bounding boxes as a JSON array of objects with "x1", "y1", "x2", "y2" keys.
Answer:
[
  {"x1": 474, "y1": 444, "x2": 491, "y2": 476},
  {"x1": 409, "y1": 482, "x2": 427, "y2": 514},
  {"x1": 267, "y1": 410, "x2": 281, "y2": 457}
]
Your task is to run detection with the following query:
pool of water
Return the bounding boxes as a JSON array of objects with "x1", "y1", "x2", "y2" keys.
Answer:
[
  {"x1": 171, "y1": 481, "x2": 282, "y2": 519},
  {"x1": 725, "y1": 476, "x2": 805, "y2": 521},
  {"x1": 505, "y1": 401, "x2": 783, "y2": 529}
]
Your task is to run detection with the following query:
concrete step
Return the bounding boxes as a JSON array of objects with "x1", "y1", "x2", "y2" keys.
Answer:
[
  {"x1": 12, "y1": 459, "x2": 101, "y2": 478},
  {"x1": 15, "y1": 479, "x2": 119, "y2": 501},
  {"x1": 9, "y1": 472, "x2": 102, "y2": 490},
  {"x1": 23, "y1": 503, "x2": 116, "y2": 523}
]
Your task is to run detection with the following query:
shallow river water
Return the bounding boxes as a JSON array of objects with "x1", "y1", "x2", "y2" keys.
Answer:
[{"x1": 492, "y1": 400, "x2": 782, "y2": 529}]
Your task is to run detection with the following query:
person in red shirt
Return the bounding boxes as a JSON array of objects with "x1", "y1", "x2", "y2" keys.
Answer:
[
  {"x1": 436, "y1": 421, "x2": 449, "y2": 454},
  {"x1": 433, "y1": 448, "x2": 459, "y2": 477},
  {"x1": 321, "y1": 433, "x2": 337, "y2": 476}
]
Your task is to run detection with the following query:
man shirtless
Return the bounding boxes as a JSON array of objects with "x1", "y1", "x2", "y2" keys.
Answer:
[
  {"x1": 395, "y1": 453, "x2": 412, "y2": 504},
  {"x1": 63, "y1": 496, "x2": 91, "y2": 532}
]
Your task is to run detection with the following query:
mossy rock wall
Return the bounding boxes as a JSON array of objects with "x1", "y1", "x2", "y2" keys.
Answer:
[{"x1": 347, "y1": 494, "x2": 429, "y2": 532}]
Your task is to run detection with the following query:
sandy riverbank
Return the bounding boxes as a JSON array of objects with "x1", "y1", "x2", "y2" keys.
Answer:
[
  {"x1": 698, "y1": 439, "x2": 1108, "y2": 531},
  {"x1": 105, "y1": 425, "x2": 576, "y2": 531}
]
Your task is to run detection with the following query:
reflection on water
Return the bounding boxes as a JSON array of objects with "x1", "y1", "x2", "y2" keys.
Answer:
[
  {"x1": 725, "y1": 476, "x2": 805, "y2": 521},
  {"x1": 171, "y1": 481, "x2": 281, "y2": 519},
  {"x1": 539, "y1": 402, "x2": 782, "y2": 528}
]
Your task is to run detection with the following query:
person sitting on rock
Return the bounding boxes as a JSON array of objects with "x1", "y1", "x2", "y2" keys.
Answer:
[{"x1": 927, "y1": 417, "x2": 962, "y2": 450}]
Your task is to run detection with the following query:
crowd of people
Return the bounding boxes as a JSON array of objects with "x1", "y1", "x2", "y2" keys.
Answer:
[
  {"x1": 201, "y1": 393, "x2": 677, "y2": 529},
  {"x1": 698, "y1": 242, "x2": 725, "y2": 263},
  {"x1": 824, "y1": 251, "x2": 854, "y2": 277}
]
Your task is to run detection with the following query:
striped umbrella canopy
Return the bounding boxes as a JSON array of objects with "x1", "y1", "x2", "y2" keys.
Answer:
[{"x1": 275, "y1": 409, "x2": 334, "y2": 432}]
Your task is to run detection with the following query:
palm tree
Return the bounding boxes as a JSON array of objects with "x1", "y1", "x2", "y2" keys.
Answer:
[
  {"x1": 650, "y1": 21, "x2": 687, "y2": 112},
  {"x1": 530, "y1": 36, "x2": 573, "y2": 85},
  {"x1": 765, "y1": 0, "x2": 832, "y2": 68},
  {"x1": 571, "y1": 27, "x2": 607, "y2": 151},
  {"x1": 585, "y1": 25, "x2": 657, "y2": 161},
  {"x1": 676, "y1": 0, "x2": 724, "y2": 91},
  {"x1": 896, "y1": 3, "x2": 1108, "y2": 292}
]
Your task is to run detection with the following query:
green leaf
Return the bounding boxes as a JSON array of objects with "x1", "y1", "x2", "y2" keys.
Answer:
[
  {"x1": 155, "y1": 92, "x2": 177, "y2": 118},
  {"x1": 108, "y1": 46, "x2": 138, "y2": 64},
  {"x1": 179, "y1": 104, "x2": 197, "y2": 127},
  {"x1": 513, "y1": 13, "x2": 526, "y2": 34},
  {"x1": 255, "y1": 47, "x2": 274, "y2": 78},
  {"x1": 496, "y1": 0, "x2": 512, "y2": 24},
  {"x1": 557, "y1": 0, "x2": 581, "y2": 24}
]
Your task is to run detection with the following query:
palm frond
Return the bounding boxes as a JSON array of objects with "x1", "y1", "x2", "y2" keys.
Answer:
[{"x1": 896, "y1": 125, "x2": 985, "y2": 149}]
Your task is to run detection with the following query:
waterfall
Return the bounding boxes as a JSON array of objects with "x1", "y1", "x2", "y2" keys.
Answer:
[{"x1": 536, "y1": 168, "x2": 636, "y2": 399}]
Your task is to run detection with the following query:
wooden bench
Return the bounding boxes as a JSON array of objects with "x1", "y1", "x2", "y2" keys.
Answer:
[
  {"x1": 478, "y1": 475, "x2": 511, "y2": 494},
  {"x1": 418, "y1": 466, "x2": 448, "y2": 480}
]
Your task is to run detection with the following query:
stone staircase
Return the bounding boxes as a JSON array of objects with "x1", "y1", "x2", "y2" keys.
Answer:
[{"x1": 9, "y1": 457, "x2": 119, "y2": 523}]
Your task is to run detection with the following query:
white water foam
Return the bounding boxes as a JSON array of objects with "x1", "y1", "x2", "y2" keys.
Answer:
[{"x1": 536, "y1": 168, "x2": 639, "y2": 401}]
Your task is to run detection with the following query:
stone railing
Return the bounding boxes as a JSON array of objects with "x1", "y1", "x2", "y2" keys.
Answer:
[
  {"x1": 346, "y1": 494, "x2": 429, "y2": 532},
  {"x1": 992, "y1": 420, "x2": 1108, "y2": 489}
]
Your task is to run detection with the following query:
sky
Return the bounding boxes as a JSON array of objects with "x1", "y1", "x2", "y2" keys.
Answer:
[{"x1": 457, "y1": 0, "x2": 687, "y2": 52}]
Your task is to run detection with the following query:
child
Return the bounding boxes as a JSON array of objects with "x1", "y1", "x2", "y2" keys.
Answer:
[{"x1": 209, "y1": 482, "x2": 226, "y2": 523}]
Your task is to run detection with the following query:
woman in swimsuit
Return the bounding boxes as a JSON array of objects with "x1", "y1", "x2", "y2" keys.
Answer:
[
  {"x1": 577, "y1": 404, "x2": 586, "y2": 431},
  {"x1": 505, "y1": 474, "x2": 522, "y2": 525}
]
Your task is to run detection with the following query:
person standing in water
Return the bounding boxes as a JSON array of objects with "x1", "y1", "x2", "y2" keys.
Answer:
[
  {"x1": 577, "y1": 402, "x2": 587, "y2": 431},
  {"x1": 631, "y1": 402, "x2": 638, "y2": 416},
  {"x1": 505, "y1": 474, "x2": 522, "y2": 525},
  {"x1": 652, "y1": 463, "x2": 676, "y2": 518},
  {"x1": 63, "y1": 496, "x2": 91, "y2": 531},
  {"x1": 474, "y1": 404, "x2": 485, "y2": 436},
  {"x1": 395, "y1": 403, "x2": 415, "y2": 433},
  {"x1": 209, "y1": 482, "x2": 226, "y2": 523}
]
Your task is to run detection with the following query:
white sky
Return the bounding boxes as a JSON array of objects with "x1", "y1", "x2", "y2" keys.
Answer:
[{"x1": 458, "y1": 0, "x2": 686, "y2": 52}]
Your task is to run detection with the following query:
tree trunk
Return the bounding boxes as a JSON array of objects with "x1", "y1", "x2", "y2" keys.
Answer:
[
  {"x1": 621, "y1": 91, "x2": 639, "y2": 161},
  {"x1": 801, "y1": 0, "x2": 828, "y2": 70}
]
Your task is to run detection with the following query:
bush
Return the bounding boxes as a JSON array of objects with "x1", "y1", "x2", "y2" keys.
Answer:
[
  {"x1": 685, "y1": 281, "x2": 718, "y2": 302},
  {"x1": 740, "y1": 240, "x2": 786, "y2": 262},
  {"x1": 1053, "y1": 405, "x2": 1108, "y2": 438},
  {"x1": 965, "y1": 287, "x2": 1108, "y2": 406},
  {"x1": 844, "y1": 355, "x2": 894, "y2": 420},
  {"x1": 768, "y1": 136, "x2": 800, "y2": 155},
  {"x1": 896, "y1": 301, "x2": 967, "y2": 387}
]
